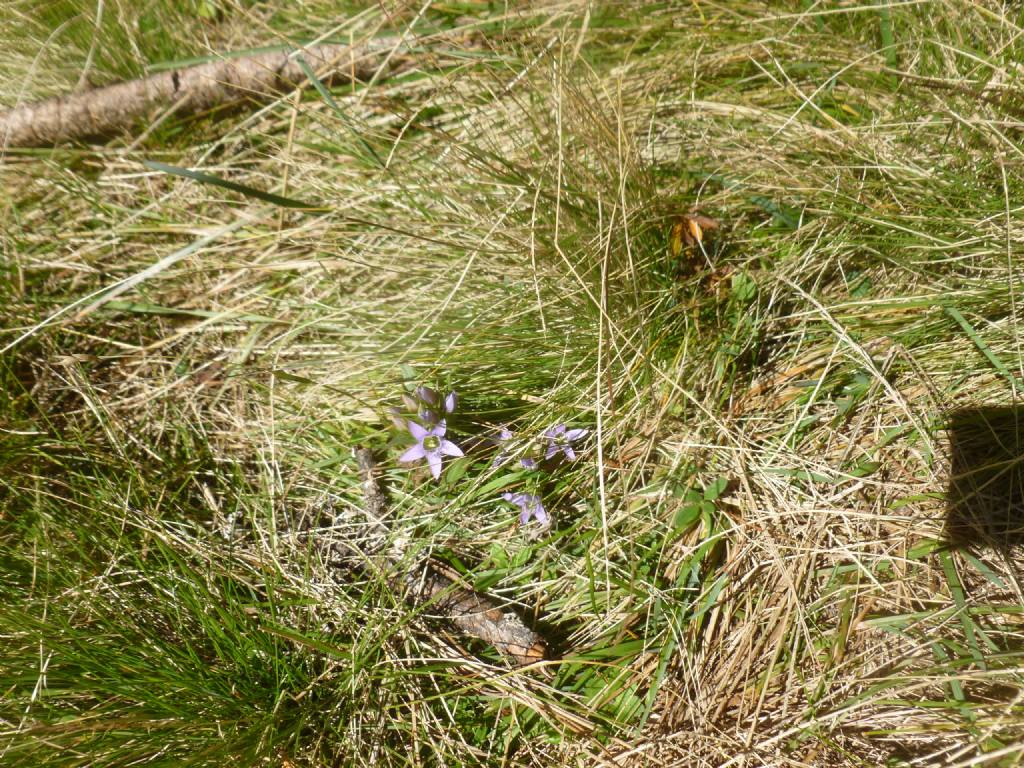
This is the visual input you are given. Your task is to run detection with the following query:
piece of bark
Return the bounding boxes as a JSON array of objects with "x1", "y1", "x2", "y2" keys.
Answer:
[
  {"x1": 407, "y1": 565, "x2": 548, "y2": 665},
  {"x1": 0, "y1": 40, "x2": 403, "y2": 147},
  {"x1": 347, "y1": 447, "x2": 547, "y2": 667}
]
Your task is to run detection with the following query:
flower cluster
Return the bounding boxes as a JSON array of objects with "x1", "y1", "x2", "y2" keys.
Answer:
[
  {"x1": 390, "y1": 385, "x2": 587, "y2": 528},
  {"x1": 491, "y1": 428, "x2": 536, "y2": 469},
  {"x1": 491, "y1": 424, "x2": 587, "y2": 470},
  {"x1": 492, "y1": 423, "x2": 587, "y2": 524},
  {"x1": 388, "y1": 385, "x2": 456, "y2": 429}
]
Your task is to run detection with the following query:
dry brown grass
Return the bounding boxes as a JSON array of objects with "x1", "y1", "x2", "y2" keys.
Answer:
[{"x1": 4, "y1": 1, "x2": 1024, "y2": 766}]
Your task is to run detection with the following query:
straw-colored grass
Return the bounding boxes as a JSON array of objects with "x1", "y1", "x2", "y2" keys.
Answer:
[{"x1": 3, "y1": 1, "x2": 1024, "y2": 766}]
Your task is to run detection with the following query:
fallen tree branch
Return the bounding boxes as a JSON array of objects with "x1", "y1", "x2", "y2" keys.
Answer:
[
  {"x1": 332, "y1": 447, "x2": 547, "y2": 668},
  {"x1": 0, "y1": 39, "x2": 405, "y2": 147}
]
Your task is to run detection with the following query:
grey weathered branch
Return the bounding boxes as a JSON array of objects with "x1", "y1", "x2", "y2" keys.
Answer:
[
  {"x1": 340, "y1": 447, "x2": 547, "y2": 668},
  {"x1": 0, "y1": 39, "x2": 405, "y2": 147}
]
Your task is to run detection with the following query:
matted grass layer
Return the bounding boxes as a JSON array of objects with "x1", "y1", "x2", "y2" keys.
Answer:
[{"x1": 3, "y1": 1, "x2": 1024, "y2": 766}]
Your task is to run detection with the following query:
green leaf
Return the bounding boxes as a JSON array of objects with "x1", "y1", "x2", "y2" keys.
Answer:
[
  {"x1": 443, "y1": 457, "x2": 469, "y2": 486},
  {"x1": 487, "y1": 542, "x2": 507, "y2": 569},
  {"x1": 846, "y1": 270, "x2": 872, "y2": 298},
  {"x1": 195, "y1": 0, "x2": 220, "y2": 19},
  {"x1": 940, "y1": 550, "x2": 986, "y2": 671},
  {"x1": 473, "y1": 569, "x2": 503, "y2": 591},
  {"x1": 272, "y1": 370, "x2": 317, "y2": 386},
  {"x1": 691, "y1": 573, "x2": 728, "y2": 623},
  {"x1": 639, "y1": 634, "x2": 676, "y2": 726},
  {"x1": 703, "y1": 476, "x2": 730, "y2": 502},
  {"x1": 730, "y1": 272, "x2": 758, "y2": 303},
  {"x1": 907, "y1": 538, "x2": 941, "y2": 560},
  {"x1": 471, "y1": 471, "x2": 524, "y2": 500},
  {"x1": 673, "y1": 502, "x2": 701, "y2": 531},
  {"x1": 748, "y1": 194, "x2": 800, "y2": 229},
  {"x1": 848, "y1": 459, "x2": 881, "y2": 478},
  {"x1": 511, "y1": 547, "x2": 532, "y2": 568},
  {"x1": 960, "y1": 550, "x2": 1006, "y2": 589}
]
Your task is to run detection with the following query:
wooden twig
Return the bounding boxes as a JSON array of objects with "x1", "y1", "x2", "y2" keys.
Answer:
[
  {"x1": 0, "y1": 39, "x2": 405, "y2": 147},
  {"x1": 346, "y1": 447, "x2": 547, "y2": 668}
]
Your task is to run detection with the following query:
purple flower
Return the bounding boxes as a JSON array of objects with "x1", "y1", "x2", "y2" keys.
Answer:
[
  {"x1": 416, "y1": 386, "x2": 439, "y2": 407},
  {"x1": 491, "y1": 427, "x2": 514, "y2": 467},
  {"x1": 414, "y1": 387, "x2": 457, "y2": 424},
  {"x1": 491, "y1": 427, "x2": 538, "y2": 469},
  {"x1": 503, "y1": 492, "x2": 548, "y2": 525},
  {"x1": 543, "y1": 424, "x2": 588, "y2": 461},
  {"x1": 401, "y1": 419, "x2": 463, "y2": 480},
  {"x1": 399, "y1": 391, "x2": 460, "y2": 428}
]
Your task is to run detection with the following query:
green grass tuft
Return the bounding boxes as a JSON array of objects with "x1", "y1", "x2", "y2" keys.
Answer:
[{"x1": 4, "y1": 1, "x2": 1024, "y2": 765}]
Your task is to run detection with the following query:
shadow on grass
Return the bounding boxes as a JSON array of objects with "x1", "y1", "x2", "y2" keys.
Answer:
[{"x1": 945, "y1": 406, "x2": 1024, "y2": 548}]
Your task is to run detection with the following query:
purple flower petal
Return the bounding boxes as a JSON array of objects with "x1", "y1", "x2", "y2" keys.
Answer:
[
  {"x1": 426, "y1": 452, "x2": 442, "y2": 480},
  {"x1": 387, "y1": 407, "x2": 406, "y2": 429},
  {"x1": 502, "y1": 491, "x2": 546, "y2": 525},
  {"x1": 400, "y1": 411, "x2": 458, "y2": 481},
  {"x1": 520, "y1": 458, "x2": 537, "y2": 470},
  {"x1": 444, "y1": 392, "x2": 457, "y2": 413},
  {"x1": 440, "y1": 439, "x2": 463, "y2": 457},
  {"x1": 400, "y1": 444, "x2": 427, "y2": 462},
  {"x1": 491, "y1": 427, "x2": 514, "y2": 467},
  {"x1": 419, "y1": 407, "x2": 439, "y2": 425},
  {"x1": 416, "y1": 386, "x2": 439, "y2": 406},
  {"x1": 532, "y1": 500, "x2": 549, "y2": 525},
  {"x1": 542, "y1": 423, "x2": 587, "y2": 462}
]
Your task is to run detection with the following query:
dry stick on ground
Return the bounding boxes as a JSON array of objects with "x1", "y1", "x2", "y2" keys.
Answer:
[
  {"x1": 337, "y1": 448, "x2": 547, "y2": 668},
  {"x1": 0, "y1": 39, "x2": 408, "y2": 148}
]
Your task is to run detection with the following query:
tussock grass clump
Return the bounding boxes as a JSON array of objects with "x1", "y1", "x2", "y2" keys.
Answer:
[{"x1": 3, "y1": 1, "x2": 1024, "y2": 766}]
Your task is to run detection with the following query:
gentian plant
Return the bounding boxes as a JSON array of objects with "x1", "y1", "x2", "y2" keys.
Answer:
[{"x1": 387, "y1": 383, "x2": 589, "y2": 527}]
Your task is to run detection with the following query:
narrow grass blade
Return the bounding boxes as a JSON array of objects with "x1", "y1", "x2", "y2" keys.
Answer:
[
  {"x1": 877, "y1": 2, "x2": 897, "y2": 67},
  {"x1": 939, "y1": 549, "x2": 987, "y2": 671},
  {"x1": 945, "y1": 306, "x2": 1023, "y2": 395},
  {"x1": 295, "y1": 55, "x2": 385, "y2": 168},
  {"x1": 144, "y1": 160, "x2": 324, "y2": 209}
]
